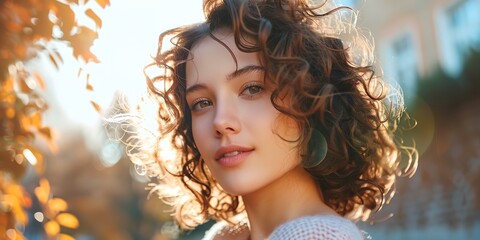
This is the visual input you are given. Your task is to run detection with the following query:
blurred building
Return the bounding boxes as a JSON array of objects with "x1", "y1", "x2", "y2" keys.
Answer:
[
  {"x1": 355, "y1": 0, "x2": 480, "y2": 102},
  {"x1": 342, "y1": 0, "x2": 480, "y2": 239}
]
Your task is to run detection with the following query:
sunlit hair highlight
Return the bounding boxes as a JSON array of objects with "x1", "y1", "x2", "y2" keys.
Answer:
[{"x1": 120, "y1": 0, "x2": 418, "y2": 229}]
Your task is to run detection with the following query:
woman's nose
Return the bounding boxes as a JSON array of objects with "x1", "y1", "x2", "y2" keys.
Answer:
[{"x1": 213, "y1": 99, "x2": 241, "y2": 137}]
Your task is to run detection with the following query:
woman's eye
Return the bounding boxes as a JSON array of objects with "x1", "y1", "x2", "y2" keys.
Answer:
[
  {"x1": 241, "y1": 83, "x2": 264, "y2": 96},
  {"x1": 191, "y1": 99, "x2": 212, "y2": 111}
]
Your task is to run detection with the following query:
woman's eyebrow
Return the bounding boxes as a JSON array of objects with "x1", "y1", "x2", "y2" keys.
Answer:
[
  {"x1": 186, "y1": 83, "x2": 207, "y2": 95},
  {"x1": 226, "y1": 65, "x2": 264, "y2": 80},
  {"x1": 186, "y1": 65, "x2": 264, "y2": 95}
]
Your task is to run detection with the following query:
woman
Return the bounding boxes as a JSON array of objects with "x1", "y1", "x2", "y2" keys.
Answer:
[{"x1": 124, "y1": 0, "x2": 417, "y2": 239}]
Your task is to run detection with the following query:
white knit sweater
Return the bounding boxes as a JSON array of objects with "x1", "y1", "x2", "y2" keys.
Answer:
[{"x1": 203, "y1": 215, "x2": 366, "y2": 240}]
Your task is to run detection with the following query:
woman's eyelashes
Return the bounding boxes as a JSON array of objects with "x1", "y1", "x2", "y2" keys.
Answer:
[
  {"x1": 240, "y1": 82, "x2": 265, "y2": 98},
  {"x1": 190, "y1": 98, "x2": 212, "y2": 112},
  {"x1": 188, "y1": 81, "x2": 265, "y2": 112}
]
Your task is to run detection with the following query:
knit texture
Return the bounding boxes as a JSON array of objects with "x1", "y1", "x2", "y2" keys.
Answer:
[
  {"x1": 269, "y1": 215, "x2": 364, "y2": 240},
  {"x1": 203, "y1": 215, "x2": 366, "y2": 240}
]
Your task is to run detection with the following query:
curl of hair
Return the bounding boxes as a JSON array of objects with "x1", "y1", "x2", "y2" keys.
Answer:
[{"x1": 124, "y1": 0, "x2": 418, "y2": 229}]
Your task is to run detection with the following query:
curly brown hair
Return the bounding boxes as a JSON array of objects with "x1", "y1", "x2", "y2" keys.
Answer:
[{"x1": 132, "y1": 0, "x2": 417, "y2": 229}]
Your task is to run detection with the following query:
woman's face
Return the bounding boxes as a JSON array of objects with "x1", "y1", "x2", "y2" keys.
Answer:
[{"x1": 185, "y1": 30, "x2": 301, "y2": 196}]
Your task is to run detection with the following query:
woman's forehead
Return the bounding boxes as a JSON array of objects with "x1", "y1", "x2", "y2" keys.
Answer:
[{"x1": 185, "y1": 31, "x2": 260, "y2": 86}]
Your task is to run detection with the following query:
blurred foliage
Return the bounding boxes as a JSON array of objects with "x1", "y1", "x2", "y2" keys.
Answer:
[
  {"x1": 395, "y1": 48, "x2": 480, "y2": 226},
  {"x1": 0, "y1": 0, "x2": 110, "y2": 239},
  {"x1": 414, "y1": 49, "x2": 480, "y2": 114},
  {"x1": 402, "y1": 48, "x2": 480, "y2": 154},
  {"x1": 406, "y1": 49, "x2": 480, "y2": 157}
]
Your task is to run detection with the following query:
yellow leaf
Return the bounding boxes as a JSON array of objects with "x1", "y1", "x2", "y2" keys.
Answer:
[
  {"x1": 33, "y1": 72, "x2": 45, "y2": 90},
  {"x1": 49, "y1": 53, "x2": 59, "y2": 70},
  {"x1": 86, "y1": 74, "x2": 93, "y2": 91},
  {"x1": 95, "y1": 0, "x2": 110, "y2": 8},
  {"x1": 44, "y1": 220, "x2": 60, "y2": 236},
  {"x1": 19, "y1": 78, "x2": 33, "y2": 93},
  {"x1": 5, "y1": 183, "x2": 30, "y2": 207},
  {"x1": 16, "y1": 44, "x2": 26, "y2": 58},
  {"x1": 34, "y1": 178, "x2": 50, "y2": 204},
  {"x1": 12, "y1": 201, "x2": 29, "y2": 225},
  {"x1": 48, "y1": 198, "x2": 68, "y2": 213},
  {"x1": 39, "y1": 127, "x2": 52, "y2": 140},
  {"x1": 86, "y1": 82, "x2": 94, "y2": 91},
  {"x1": 3, "y1": 195, "x2": 28, "y2": 225},
  {"x1": 6, "y1": 107, "x2": 15, "y2": 118},
  {"x1": 90, "y1": 100, "x2": 102, "y2": 113},
  {"x1": 85, "y1": 9, "x2": 102, "y2": 28},
  {"x1": 34, "y1": 158, "x2": 45, "y2": 175},
  {"x1": 38, "y1": 127, "x2": 58, "y2": 153},
  {"x1": 56, "y1": 213, "x2": 79, "y2": 229},
  {"x1": 29, "y1": 112, "x2": 42, "y2": 128},
  {"x1": 58, "y1": 234, "x2": 76, "y2": 240},
  {"x1": 51, "y1": 49, "x2": 64, "y2": 65}
]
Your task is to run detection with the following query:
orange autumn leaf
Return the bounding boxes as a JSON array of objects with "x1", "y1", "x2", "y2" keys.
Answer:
[
  {"x1": 1, "y1": 0, "x2": 109, "y2": 237},
  {"x1": 85, "y1": 73, "x2": 94, "y2": 91},
  {"x1": 85, "y1": 9, "x2": 102, "y2": 28},
  {"x1": 51, "y1": 49, "x2": 64, "y2": 65},
  {"x1": 39, "y1": 127, "x2": 58, "y2": 153},
  {"x1": 18, "y1": 78, "x2": 34, "y2": 93},
  {"x1": 48, "y1": 198, "x2": 68, "y2": 213},
  {"x1": 53, "y1": 1, "x2": 75, "y2": 35},
  {"x1": 16, "y1": 44, "x2": 26, "y2": 59},
  {"x1": 33, "y1": 72, "x2": 45, "y2": 90},
  {"x1": 95, "y1": 0, "x2": 110, "y2": 8},
  {"x1": 34, "y1": 178, "x2": 50, "y2": 204},
  {"x1": 28, "y1": 112, "x2": 42, "y2": 128},
  {"x1": 90, "y1": 100, "x2": 102, "y2": 113},
  {"x1": 48, "y1": 2, "x2": 58, "y2": 15},
  {"x1": 6, "y1": 107, "x2": 15, "y2": 118},
  {"x1": 56, "y1": 213, "x2": 79, "y2": 229},
  {"x1": 5, "y1": 183, "x2": 32, "y2": 208},
  {"x1": 57, "y1": 234, "x2": 76, "y2": 240},
  {"x1": 86, "y1": 82, "x2": 94, "y2": 91},
  {"x1": 44, "y1": 220, "x2": 60, "y2": 236},
  {"x1": 48, "y1": 53, "x2": 59, "y2": 70},
  {"x1": 34, "y1": 162, "x2": 45, "y2": 177},
  {"x1": 38, "y1": 127, "x2": 52, "y2": 140},
  {"x1": 3, "y1": 194, "x2": 28, "y2": 225}
]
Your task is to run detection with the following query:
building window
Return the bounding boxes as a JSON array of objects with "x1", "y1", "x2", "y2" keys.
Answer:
[
  {"x1": 447, "y1": 0, "x2": 480, "y2": 55},
  {"x1": 436, "y1": 0, "x2": 480, "y2": 76},
  {"x1": 382, "y1": 32, "x2": 419, "y2": 105}
]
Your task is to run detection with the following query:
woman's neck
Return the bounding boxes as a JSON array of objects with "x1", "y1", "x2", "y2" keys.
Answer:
[{"x1": 241, "y1": 165, "x2": 337, "y2": 240}]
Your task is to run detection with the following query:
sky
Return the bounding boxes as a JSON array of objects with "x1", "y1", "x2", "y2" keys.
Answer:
[{"x1": 41, "y1": 1, "x2": 204, "y2": 131}]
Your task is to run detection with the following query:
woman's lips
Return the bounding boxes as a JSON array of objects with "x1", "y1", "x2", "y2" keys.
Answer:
[{"x1": 215, "y1": 145, "x2": 254, "y2": 167}]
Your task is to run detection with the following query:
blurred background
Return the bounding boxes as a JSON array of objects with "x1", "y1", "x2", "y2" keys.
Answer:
[
  {"x1": 350, "y1": 0, "x2": 480, "y2": 239},
  {"x1": 1, "y1": 0, "x2": 479, "y2": 239}
]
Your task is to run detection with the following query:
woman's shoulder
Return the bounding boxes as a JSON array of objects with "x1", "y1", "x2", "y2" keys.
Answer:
[
  {"x1": 202, "y1": 219, "x2": 250, "y2": 240},
  {"x1": 268, "y1": 215, "x2": 366, "y2": 240}
]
